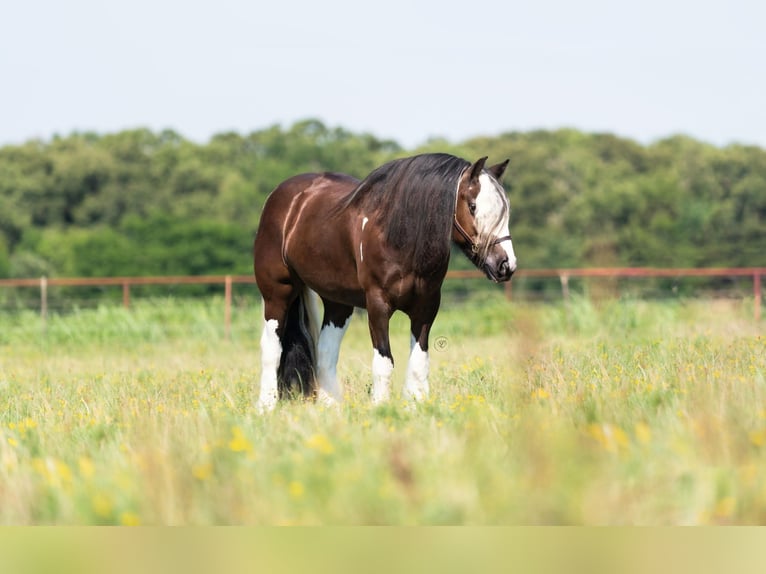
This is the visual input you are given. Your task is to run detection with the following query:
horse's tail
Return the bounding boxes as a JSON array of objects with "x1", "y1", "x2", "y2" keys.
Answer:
[{"x1": 277, "y1": 287, "x2": 321, "y2": 399}]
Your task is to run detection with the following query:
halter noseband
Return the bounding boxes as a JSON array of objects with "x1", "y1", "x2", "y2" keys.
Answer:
[{"x1": 453, "y1": 214, "x2": 512, "y2": 255}]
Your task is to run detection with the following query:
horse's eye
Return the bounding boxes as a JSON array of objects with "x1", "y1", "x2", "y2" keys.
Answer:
[{"x1": 468, "y1": 202, "x2": 477, "y2": 216}]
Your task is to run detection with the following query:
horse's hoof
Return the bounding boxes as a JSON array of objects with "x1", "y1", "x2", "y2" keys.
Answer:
[
  {"x1": 316, "y1": 389, "x2": 342, "y2": 409},
  {"x1": 371, "y1": 391, "x2": 391, "y2": 405},
  {"x1": 403, "y1": 388, "x2": 428, "y2": 403},
  {"x1": 256, "y1": 397, "x2": 277, "y2": 414}
]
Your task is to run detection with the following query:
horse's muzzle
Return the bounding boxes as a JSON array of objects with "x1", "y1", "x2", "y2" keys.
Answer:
[{"x1": 484, "y1": 255, "x2": 516, "y2": 283}]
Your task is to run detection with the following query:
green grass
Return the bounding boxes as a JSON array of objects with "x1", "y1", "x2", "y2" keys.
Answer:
[{"x1": 0, "y1": 295, "x2": 764, "y2": 524}]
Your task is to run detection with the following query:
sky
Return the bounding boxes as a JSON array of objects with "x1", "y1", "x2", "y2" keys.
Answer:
[{"x1": 1, "y1": 0, "x2": 764, "y2": 149}]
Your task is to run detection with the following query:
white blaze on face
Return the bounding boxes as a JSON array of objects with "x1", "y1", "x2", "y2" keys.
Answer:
[{"x1": 476, "y1": 173, "x2": 517, "y2": 271}]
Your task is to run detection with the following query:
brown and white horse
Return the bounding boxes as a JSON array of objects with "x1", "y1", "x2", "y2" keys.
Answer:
[{"x1": 253, "y1": 153, "x2": 516, "y2": 411}]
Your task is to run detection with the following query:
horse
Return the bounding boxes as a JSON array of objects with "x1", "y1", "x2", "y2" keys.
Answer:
[{"x1": 253, "y1": 153, "x2": 516, "y2": 411}]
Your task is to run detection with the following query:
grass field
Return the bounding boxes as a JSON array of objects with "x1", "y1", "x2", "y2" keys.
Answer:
[{"x1": 0, "y1": 294, "x2": 764, "y2": 524}]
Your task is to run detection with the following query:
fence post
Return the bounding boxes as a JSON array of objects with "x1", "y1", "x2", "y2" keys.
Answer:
[
  {"x1": 224, "y1": 275, "x2": 232, "y2": 341},
  {"x1": 504, "y1": 279, "x2": 513, "y2": 301},
  {"x1": 560, "y1": 273, "x2": 570, "y2": 303},
  {"x1": 40, "y1": 276, "x2": 48, "y2": 332},
  {"x1": 755, "y1": 273, "x2": 762, "y2": 321},
  {"x1": 122, "y1": 282, "x2": 130, "y2": 308}
]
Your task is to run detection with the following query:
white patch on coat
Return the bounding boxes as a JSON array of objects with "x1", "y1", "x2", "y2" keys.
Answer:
[
  {"x1": 371, "y1": 349, "x2": 394, "y2": 404},
  {"x1": 257, "y1": 316, "x2": 281, "y2": 412},
  {"x1": 359, "y1": 217, "x2": 368, "y2": 262},
  {"x1": 315, "y1": 317, "x2": 350, "y2": 404},
  {"x1": 404, "y1": 336, "x2": 429, "y2": 402}
]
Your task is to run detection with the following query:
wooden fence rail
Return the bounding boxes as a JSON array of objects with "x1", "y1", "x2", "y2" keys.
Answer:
[{"x1": 1, "y1": 268, "x2": 763, "y2": 338}]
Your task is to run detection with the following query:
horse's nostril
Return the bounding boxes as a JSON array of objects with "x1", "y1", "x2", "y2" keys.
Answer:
[{"x1": 499, "y1": 259, "x2": 509, "y2": 277}]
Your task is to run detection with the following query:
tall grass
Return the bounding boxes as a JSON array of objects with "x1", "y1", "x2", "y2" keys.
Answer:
[{"x1": 0, "y1": 295, "x2": 763, "y2": 524}]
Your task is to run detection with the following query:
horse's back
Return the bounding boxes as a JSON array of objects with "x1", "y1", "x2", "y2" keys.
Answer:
[
  {"x1": 254, "y1": 172, "x2": 360, "y2": 287},
  {"x1": 259, "y1": 172, "x2": 358, "y2": 223}
]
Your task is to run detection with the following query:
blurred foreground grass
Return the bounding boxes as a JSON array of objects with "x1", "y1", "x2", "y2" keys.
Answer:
[{"x1": 0, "y1": 294, "x2": 764, "y2": 524}]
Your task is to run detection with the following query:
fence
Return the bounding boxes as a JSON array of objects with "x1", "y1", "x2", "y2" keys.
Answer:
[{"x1": 0, "y1": 268, "x2": 763, "y2": 339}]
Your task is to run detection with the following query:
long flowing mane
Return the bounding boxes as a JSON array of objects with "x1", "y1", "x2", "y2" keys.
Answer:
[{"x1": 337, "y1": 153, "x2": 469, "y2": 272}]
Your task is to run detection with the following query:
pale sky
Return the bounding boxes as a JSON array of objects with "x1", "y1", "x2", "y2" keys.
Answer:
[{"x1": 1, "y1": 0, "x2": 764, "y2": 149}]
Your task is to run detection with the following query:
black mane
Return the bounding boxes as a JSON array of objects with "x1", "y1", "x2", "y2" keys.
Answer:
[{"x1": 339, "y1": 153, "x2": 469, "y2": 273}]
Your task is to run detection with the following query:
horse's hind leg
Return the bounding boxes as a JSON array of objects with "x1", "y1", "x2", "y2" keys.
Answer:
[
  {"x1": 258, "y1": 299, "x2": 284, "y2": 412},
  {"x1": 315, "y1": 299, "x2": 353, "y2": 405},
  {"x1": 257, "y1": 282, "x2": 294, "y2": 412}
]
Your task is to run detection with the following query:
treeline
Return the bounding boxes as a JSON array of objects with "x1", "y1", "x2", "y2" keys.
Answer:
[{"x1": 1, "y1": 119, "x2": 765, "y2": 282}]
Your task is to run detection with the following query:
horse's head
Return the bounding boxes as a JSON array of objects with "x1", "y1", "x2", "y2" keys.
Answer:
[{"x1": 453, "y1": 156, "x2": 517, "y2": 282}]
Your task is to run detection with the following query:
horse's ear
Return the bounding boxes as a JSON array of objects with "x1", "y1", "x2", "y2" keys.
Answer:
[
  {"x1": 468, "y1": 156, "x2": 488, "y2": 181},
  {"x1": 488, "y1": 159, "x2": 509, "y2": 181}
]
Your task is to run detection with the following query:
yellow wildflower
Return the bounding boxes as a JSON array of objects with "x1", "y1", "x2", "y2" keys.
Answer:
[
  {"x1": 749, "y1": 429, "x2": 766, "y2": 447},
  {"x1": 92, "y1": 493, "x2": 113, "y2": 518},
  {"x1": 78, "y1": 457, "x2": 95, "y2": 479},
  {"x1": 305, "y1": 434, "x2": 334, "y2": 455},
  {"x1": 192, "y1": 462, "x2": 213, "y2": 481},
  {"x1": 588, "y1": 423, "x2": 629, "y2": 453},
  {"x1": 120, "y1": 512, "x2": 141, "y2": 526},
  {"x1": 228, "y1": 426, "x2": 253, "y2": 453},
  {"x1": 714, "y1": 496, "x2": 736, "y2": 519},
  {"x1": 56, "y1": 460, "x2": 73, "y2": 484},
  {"x1": 288, "y1": 480, "x2": 305, "y2": 499},
  {"x1": 634, "y1": 422, "x2": 652, "y2": 445}
]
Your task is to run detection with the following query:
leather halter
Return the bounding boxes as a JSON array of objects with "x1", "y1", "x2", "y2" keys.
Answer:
[{"x1": 453, "y1": 214, "x2": 512, "y2": 255}]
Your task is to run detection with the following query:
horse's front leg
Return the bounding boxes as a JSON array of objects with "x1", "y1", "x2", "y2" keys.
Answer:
[
  {"x1": 366, "y1": 292, "x2": 394, "y2": 404},
  {"x1": 404, "y1": 298, "x2": 440, "y2": 402}
]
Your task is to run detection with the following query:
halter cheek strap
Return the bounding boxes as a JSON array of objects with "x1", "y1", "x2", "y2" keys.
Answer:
[
  {"x1": 452, "y1": 215, "x2": 512, "y2": 255},
  {"x1": 453, "y1": 215, "x2": 479, "y2": 254}
]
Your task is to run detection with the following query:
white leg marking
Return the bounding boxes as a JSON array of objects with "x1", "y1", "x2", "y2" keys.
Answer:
[
  {"x1": 371, "y1": 349, "x2": 394, "y2": 404},
  {"x1": 404, "y1": 336, "x2": 430, "y2": 402},
  {"x1": 315, "y1": 317, "x2": 350, "y2": 406},
  {"x1": 257, "y1": 317, "x2": 281, "y2": 412}
]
